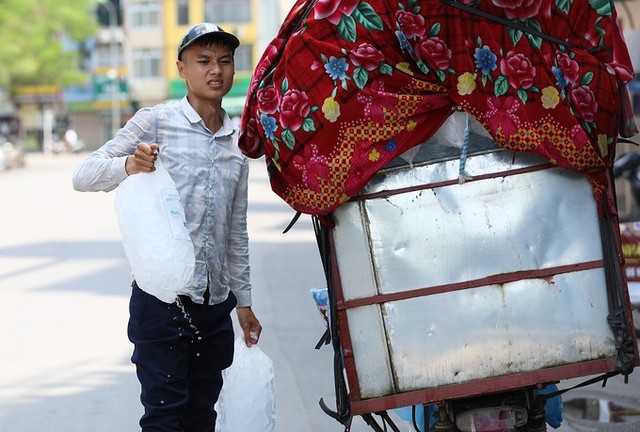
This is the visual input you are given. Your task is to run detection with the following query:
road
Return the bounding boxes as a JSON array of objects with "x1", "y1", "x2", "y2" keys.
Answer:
[{"x1": 0, "y1": 152, "x2": 638, "y2": 432}]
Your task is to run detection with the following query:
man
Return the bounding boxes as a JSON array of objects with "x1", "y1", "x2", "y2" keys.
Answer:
[{"x1": 73, "y1": 23, "x2": 262, "y2": 431}]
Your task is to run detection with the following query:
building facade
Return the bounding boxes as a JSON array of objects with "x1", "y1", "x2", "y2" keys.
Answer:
[{"x1": 63, "y1": 0, "x2": 295, "y2": 151}]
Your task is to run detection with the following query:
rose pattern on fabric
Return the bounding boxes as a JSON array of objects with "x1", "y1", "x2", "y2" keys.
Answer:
[
  {"x1": 395, "y1": 10, "x2": 426, "y2": 39},
  {"x1": 238, "y1": 0, "x2": 637, "y2": 215},
  {"x1": 555, "y1": 52, "x2": 580, "y2": 84},
  {"x1": 496, "y1": 51, "x2": 536, "y2": 91},
  {"x1": 279, "y1": 89, "x2": 314, "y2": 135},
  {"x1": 490, "y1": 0, "x2": 550, "y2": 20},
  {"x1": 569, "y1": 84, "x2": 598, "y2": 123},
  {"x1": 415, "y1": 36, "x2": 453, "y2": 71},
  {"x1": 322, "y1": 96, "x2": 341, "y2": 122},
  {"x1": 257, "y1": 85, "x2": 281, "y2": 115},
  {"x1": 457, "y1": 72, "x2": 476, "y2": 96},
  {"x1": 350, "y1": 43, "x2": 385, "y2": 71},
  {"x1": 249, "y1": 40, "x2": 285, "y2": 94},
  {"x1": 313, "y1": 0, "x2": 360, "y2": 25},
  {"x1": 541, "y1": 86, "x2": 560, "y2": 109}
]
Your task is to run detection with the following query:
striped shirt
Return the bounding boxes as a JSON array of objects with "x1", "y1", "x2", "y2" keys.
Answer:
[{"x1": 73, "y1": 97, "x2": 252, "y2": 307}]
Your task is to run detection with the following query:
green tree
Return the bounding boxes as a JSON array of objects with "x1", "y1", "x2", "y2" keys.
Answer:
[{"x1": 0, "y1": 0, "x2": 96, "y2": 96}]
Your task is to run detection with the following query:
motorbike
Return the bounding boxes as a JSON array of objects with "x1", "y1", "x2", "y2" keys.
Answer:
[{"x1": 309, "y1": 113, "x2": 638, "y2": 432}]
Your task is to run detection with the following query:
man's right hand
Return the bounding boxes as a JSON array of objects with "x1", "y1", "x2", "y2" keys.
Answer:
[{"x1": 125, "y1": 142, "x2": 158, "y2": 175}]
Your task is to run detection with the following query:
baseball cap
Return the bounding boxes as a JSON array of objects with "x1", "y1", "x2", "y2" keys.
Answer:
[{"x1": 177, "y1": 23, "x2": 240, "y2": 59}]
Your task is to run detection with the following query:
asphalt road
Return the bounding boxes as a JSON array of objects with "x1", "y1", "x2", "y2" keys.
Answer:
[{"x1": 0, "y1": 152, "x2": 638, "y2": 432}]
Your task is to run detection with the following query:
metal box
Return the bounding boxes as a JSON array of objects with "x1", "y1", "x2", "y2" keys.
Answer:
[{"x1": 325, "y1": 115, "x2": 637, "y2": 414}]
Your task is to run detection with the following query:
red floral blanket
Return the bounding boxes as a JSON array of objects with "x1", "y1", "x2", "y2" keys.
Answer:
[{"x1": 238, "y1": 0, "x2": 637, "y2": 215}]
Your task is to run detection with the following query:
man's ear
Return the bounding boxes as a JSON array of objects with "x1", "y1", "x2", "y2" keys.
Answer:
[{"x1": 177, "y1": 60, "x2": 185, "y2": 79}]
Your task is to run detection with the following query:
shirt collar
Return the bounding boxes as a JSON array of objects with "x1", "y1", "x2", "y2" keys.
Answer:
[{"x1": 180, "y1": 96, "x2": 237, "y2": 137}]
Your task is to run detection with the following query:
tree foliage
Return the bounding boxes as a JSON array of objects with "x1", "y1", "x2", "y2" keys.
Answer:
[{"x1": 0, "y1": 0, "x2": 97, "y2": 96}]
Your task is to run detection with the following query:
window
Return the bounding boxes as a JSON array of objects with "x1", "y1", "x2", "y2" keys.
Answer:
[
  {"x1": 129, "y1": 0, "x2": 161, "y2": 27},
  {"x1": 233, "y1": 44, "x2": 253, "y2": 73},
  {"x1": 132, "y1": 48, "x2": 161, "y2": 78},
  {"x1": 95, "y1": 43, "x2": 123, "y2": 69},
  {"x1": 204, "y1": 0, "x2": 251, "y2": 23},
  {"x1": 177, "y1": 0, "x2": 189, "y2": 25}
]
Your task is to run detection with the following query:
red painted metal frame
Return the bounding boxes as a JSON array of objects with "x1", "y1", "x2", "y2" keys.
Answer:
[
  {"x1": 326, "y1": 164, "x2": 639, "y2": 417},
  {"x1": 328, "y1": 231, "x2": 622, "y2": 415}
]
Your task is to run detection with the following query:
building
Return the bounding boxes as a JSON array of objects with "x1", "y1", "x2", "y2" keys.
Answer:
[
  {"x1": 65, "y1": 0, "x2": 295, "y2": 151},
  {"x1": 63, "y1": 0, "x2": 127, "y2": 151}
]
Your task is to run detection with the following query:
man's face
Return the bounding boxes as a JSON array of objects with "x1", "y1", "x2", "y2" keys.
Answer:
[{"x1": 177, "y1": 42, "x2": 235, "y2": 102}]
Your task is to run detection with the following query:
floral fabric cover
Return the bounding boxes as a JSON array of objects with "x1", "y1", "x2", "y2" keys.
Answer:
[{"x1": 238, "y1": 0, "x2": 637, "y2": 215}]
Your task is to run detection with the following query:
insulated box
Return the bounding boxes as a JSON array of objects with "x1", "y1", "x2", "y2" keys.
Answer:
[{"x1": 325, "y1": 116, "x2": 638, "y2": 415}]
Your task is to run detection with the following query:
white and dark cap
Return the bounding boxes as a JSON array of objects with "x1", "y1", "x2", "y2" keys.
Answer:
[{"x1": 177, "y1": 23, "x2": 240, "y2": 59}]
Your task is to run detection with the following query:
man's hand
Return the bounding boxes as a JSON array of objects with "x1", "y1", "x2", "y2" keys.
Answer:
[
  {"x1": 125, "y1": 142, "x2": 158, "y2": 175},
  {"x1": 236, "y1": 307, "x2": 262, "y2": 347}
]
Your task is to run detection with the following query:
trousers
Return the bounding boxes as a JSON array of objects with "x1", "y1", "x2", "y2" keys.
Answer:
[{"x1": 128, "y1": 282, "x2": 237, "y2": 432}]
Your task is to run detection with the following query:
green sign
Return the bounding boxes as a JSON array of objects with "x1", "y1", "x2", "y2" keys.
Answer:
[{"x1": 94, "y1": 74, "x2": 128, "y2": 100}]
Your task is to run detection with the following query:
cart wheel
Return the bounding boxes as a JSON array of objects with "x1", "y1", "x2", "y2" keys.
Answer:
[
  {"x1": 432, "y1": 406, "x2": 458, "y2": 432},
  {"x1": 516, "y1": 402, "x2": 547, "y2": 432}
]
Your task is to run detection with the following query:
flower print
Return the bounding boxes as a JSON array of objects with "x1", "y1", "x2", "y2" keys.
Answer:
[
  {"x1": 569, "y1": 84, "x2": 598, "y2": 122},
  {"x1": 293, "y1": 143, "x2": 330, "y2": 192},
  {"x1": 396, "y1": 31, "x2": 413, "y2": 53},
  {"x1": 552, "y1": 66, "x2": 568, "y2": 91},
  {"x1": 570, "y1": 124, "x2": 589, "y2": 152},
  {"x1": 541, "y1": 86, "x2": 560, "y2": 109},
  {"x1": 313, "y1": 0, "x2": 359, "y2": 25},
  {"x1": 311, "y1": 60, "x2": 324, "y2": 71},
  {"x1": 490, "y1": 0, "x2": 549, "y2": 20},
  {"x1": 457, "y1": 72, "x2": 476, "y2": 95},
  {"x1": 257, "y1": 85, "x2": 281, "y2": 115},
  {"x1": 395, "y1": 10, "x2": 426, "y2": 39},
  {"x1": 357, "y1": 79, "x2": 399, "y2": 123},
  {"x1": 279, "y1": 89, "x2": 312, "y2": 132},
  {"x1": 487, "y1": 96, "x2": 521, "y2": 138},
  {"x1": 474, "y1": 45, "x2": 497, "y2": 75},
  {"x1": 385, "y1": 140, "x2": 397, "y2": 152},
  {"x1": 349, "y1": 43, "x2": 385, "y2": 71},
  {"x1": 465, "y1": 36, "x2": 476, "y2": 50},
  {"x1": 583, "y1": 26, "x2": 602, "y2": 50},
  {"x1": 344, "y1": 139, "x2": 385, "y2": 195},
  {"x1": 322, "y1": 96, "x2": 341, "y2": 122},
  {"x1": 242, "y1": 117, "x2": 263, "y2": 156},
  {"x1": 250, "y1": 39, "x2": 285, "y2": 93},
  {"x1": 555, "y1": 52, "x2": 580, "y2": 84},
  {"x1": 597, "y1": 134, "x2": 609, "y2": 157},
  {"x1": 605, "y1": 60, "x2": 634, "y2": 83},
  {"x1": 325, "y1": 56, "x2": 350, "y2": 80},
  {"x1": 369, "y1": 148, "x2": 381, "y2": 162},
  {"x1": 500, "y1": 51, "x2": 536, "y2": 90},
  {"x1": 396, "y1": 62, "x2": 414, "y2": 75},
  {"x1": 415, "y1": 36, "x2": 452, "y2": 70},
  {"x1": 260, "y1": 114, "x2": 278, "y2": 140}
]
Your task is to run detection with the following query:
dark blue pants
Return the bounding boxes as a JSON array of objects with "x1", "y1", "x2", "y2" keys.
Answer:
[{"x1": 128, "y1": 282, "x2": 237, "y2": 432}]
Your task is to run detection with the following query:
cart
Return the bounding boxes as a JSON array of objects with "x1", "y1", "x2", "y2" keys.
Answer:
[{"x1": 312, "y1": 113, "x2": 639, "y2": 431}]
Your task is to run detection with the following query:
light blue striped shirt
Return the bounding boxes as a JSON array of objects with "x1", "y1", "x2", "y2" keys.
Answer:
[{"x1": 73, "y1": 97, "x2": 252, "y2": 307}]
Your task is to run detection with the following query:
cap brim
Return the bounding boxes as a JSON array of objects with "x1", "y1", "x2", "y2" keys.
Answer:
[{"x1": 178, "y1": 31, "x2": 240, "y2": 59}]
